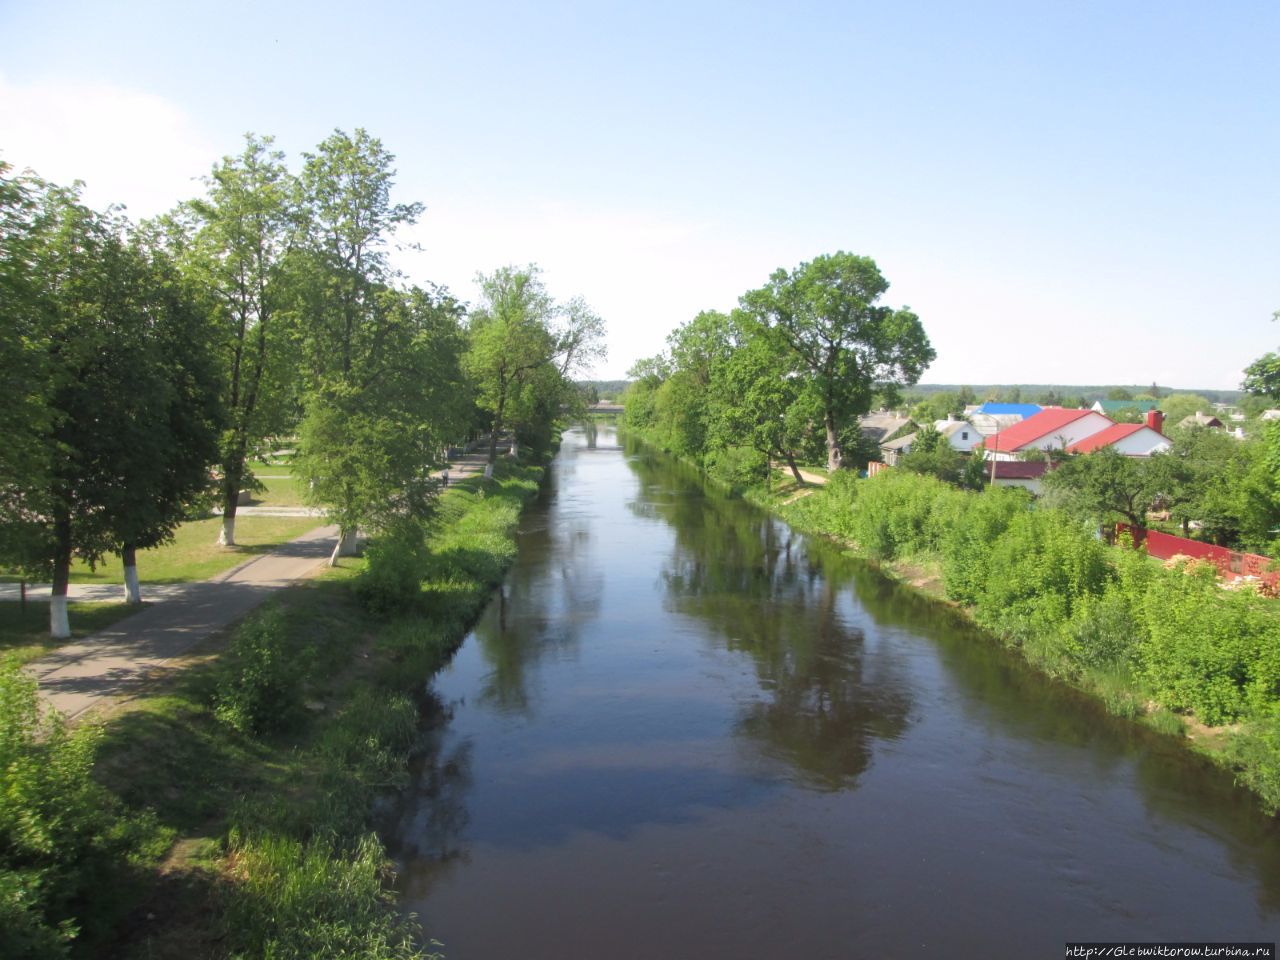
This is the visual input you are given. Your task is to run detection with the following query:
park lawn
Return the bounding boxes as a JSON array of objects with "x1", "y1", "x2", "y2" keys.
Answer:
[
  {"x1": 69, "y1": 516, "x2": 324, "y2": 585},
  {"x1": 251, "y1": 475, "x2": 308, "y2": 507},
  {"x1": 0, "y1": 600, "x2": 139, "y2": 666}
]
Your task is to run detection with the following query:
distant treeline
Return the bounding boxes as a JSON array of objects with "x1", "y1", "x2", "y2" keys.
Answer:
[{"x1": 911, "y1": 384, "x2": 1245, "y2": 405}]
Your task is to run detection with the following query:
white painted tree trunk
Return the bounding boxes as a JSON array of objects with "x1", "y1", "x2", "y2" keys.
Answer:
[
  {"x1": 50, "y1": 595, "x2": 70, "y2": 639},
  {"x1": 484, "y1": 463, "x2": 494, "y2": 479},
  {"x1": 509, "y1": 437, "x2": 519, "y2": 460},
  {"x1": 218, "y1": 515, "x2": 237, "y2": 546},
  {"x1": 123, "y1": 565, "x2": 141, "y2": 604},
  {"x1": 329, "y1": 527, "x2": 360, "y2": 566}
]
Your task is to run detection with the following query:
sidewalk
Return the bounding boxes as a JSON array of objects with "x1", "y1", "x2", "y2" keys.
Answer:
[{"x1": 25, "y1": 524, "x2": 339, "y2": 721}]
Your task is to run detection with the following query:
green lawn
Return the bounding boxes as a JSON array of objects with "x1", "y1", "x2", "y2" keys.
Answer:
[
  {"x1": 70, "y1": 516, "x2": 324, "y2": 585},
  {"x1": 0, "y1": 601, "x2": 139, "y2": 666},
  {"x1": 251, "y1": 475, "x2": 308, "y2": 507}
]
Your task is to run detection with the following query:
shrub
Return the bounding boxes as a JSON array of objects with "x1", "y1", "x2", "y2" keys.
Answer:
[
  {"x1": 0, "y1": 660, "x2": 135, "y2": 959},
  {"x1": 358, "y1": 520, "x2": 430, "y2": 617},
  {"x1": 1139, "y1": 565, "x2": 1280, "y2": 725},
  {"x1": 1227, "y1": 715, "x2": 1280, "y2": 815},
  {"x1": 214, "y1": 608, "x2": 301, "y2": 735},
  {"x1": 704, "y1": 445, "x2": 768, "y2": 493}
]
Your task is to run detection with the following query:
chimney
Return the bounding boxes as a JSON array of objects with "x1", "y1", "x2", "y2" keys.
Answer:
[{"x1": 1147, "y1": 409, "x2": 1164, "y2": 434}]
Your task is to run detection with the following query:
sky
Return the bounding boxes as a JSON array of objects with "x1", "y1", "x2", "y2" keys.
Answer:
[{"x1": 1, "y1": 0, "x2": 1276, "y2": 389}]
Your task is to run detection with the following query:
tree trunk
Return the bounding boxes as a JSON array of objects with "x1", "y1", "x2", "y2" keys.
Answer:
[
  {"x1": 329, "y1": 527, "x2": 360, "y2": 566},
  {"x1": 122, "y1": 542, "x2": 141, "y2": 604},
  {"x1": 784, "y1": 451, "x2": 805, "y2": 485},
  {"x1": 219, "y1": 448, "x2": 245, "y2": 545},
  {"x1": 50, "y1": 513, "x2": 72, "y2": 639},
  {"x1": 824, "y1": 412, "x2": 842, "y2": 472}
]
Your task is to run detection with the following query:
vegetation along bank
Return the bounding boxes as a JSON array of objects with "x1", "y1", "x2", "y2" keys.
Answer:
[{"x1": 1, "y1": 461, "x2": 545, "y2": 959}]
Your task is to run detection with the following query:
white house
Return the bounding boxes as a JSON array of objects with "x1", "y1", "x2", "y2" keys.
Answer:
[{"x1": 975, "y1": 407, "x2": 1114, "y2": 461}]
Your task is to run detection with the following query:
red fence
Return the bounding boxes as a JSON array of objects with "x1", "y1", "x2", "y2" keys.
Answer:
[{"x1": 1116, "y1": 523, "x2": 1280, "y2": 588}]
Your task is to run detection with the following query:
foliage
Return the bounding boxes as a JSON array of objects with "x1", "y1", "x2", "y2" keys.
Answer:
[
  {"x1": 214, "y1": 608, "x2": 303, "y2": 735},
  {"x1": 0, "y1": 661, "x2": 143, "y2": 958},
  {"x1": 1042, "y1": 448, "x2": 1156, "y2": 529},
  {"x1": 466, "y1": 265, "x2": 605, "y2": 469},
  {"x1": 356, "y1": 519, "x2": 431, "y2": 617},
  {"x1": 741, "y1": 251, "x2": 935, "y2": 470}
]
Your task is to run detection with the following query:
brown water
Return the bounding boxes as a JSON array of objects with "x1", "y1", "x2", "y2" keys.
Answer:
[{"x1": 390, "y1": 423, "x2": 1280, "y2": 958}]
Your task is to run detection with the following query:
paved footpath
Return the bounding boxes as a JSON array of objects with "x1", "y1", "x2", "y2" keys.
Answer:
[{"x1": 24, "y1": 524, "x2": 338, "y2": 722}]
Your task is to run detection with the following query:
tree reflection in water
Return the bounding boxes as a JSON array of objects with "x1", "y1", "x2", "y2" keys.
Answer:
[{"x1": 627, "y1": 440, "x2": 913, "y2": 790}]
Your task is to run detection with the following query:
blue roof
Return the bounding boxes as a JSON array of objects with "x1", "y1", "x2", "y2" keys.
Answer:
[{"x1": 976, "y1": 403, "x2": 1042, "y2": 417}]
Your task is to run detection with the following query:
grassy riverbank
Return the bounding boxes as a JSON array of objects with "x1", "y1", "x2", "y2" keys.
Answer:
[
  {"x1": 1, "y1": 461, "x2": 545, "y2": 959},
  {"x1": 623, "y1": 427, "x2": 1280, "y2": 816}
]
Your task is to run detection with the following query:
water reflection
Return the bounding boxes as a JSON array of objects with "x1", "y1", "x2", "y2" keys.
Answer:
[
  {"x1": 625, "y1": 444, "x2": 912, "y2": 790},
  {"x1": 393, "y1": 425, "x2": 1280, "y2": 956}
]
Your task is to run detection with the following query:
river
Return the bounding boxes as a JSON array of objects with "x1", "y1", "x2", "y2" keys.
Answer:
[{"x1": 390, "y1": 423, "x2": 1280, "y2": 958}]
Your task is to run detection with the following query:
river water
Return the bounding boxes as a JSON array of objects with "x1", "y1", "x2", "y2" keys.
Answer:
[{"x1": 390, "y1": 424, "x2": 1280, "y2": 958}]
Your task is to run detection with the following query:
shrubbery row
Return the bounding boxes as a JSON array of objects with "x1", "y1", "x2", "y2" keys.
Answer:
[{"x1": 782, "y1": 468, "x2": 1280, "y2": 810}]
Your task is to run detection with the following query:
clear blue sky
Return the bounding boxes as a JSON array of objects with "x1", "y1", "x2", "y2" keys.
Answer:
[{"x1": 2, "y1": 0, "x2": 1275, "y2": 388}]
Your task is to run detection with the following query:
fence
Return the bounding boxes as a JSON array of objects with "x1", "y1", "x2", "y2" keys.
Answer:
[{"x1": 1115, "y1": 523, "x2": 1280, "y2": 589}]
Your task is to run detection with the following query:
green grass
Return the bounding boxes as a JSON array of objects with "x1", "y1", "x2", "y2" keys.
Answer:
[
  {"x1": 69, "y1": 515, "x2": 322, "y2": 585},
  {"x1": 66, "y1": 461, "x2": 544, "y2": 959},
  {"x1": 0, "y1": 601, "x2": 140, "y2": 665},
  {"x1": 252, "y1": 475, "x2": 308, "y2": 507}
]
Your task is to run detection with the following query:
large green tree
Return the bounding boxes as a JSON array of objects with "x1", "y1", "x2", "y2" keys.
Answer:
[
  {"x1": 465, "y1": 265, "x2": 605, "y2": 477},
  {"x1": 741, "y1": 252, "x2": 935, "y2": 471},
  {"x1": 182, "y1": 134, "x2": 298, "y2": 547},
  {"x1": 4, "y1": 180, "x2": 220, "y2": 635}
]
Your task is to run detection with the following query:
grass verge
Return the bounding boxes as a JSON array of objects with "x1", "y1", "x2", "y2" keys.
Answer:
[
  {"x1": 0, "y1": 461, "x2": 545, "y2": 960},
  {"x1": 0, "y1": 601, "x2": 139, "y2": 666},
  {"x1": 68, "y1": 516, "x2": 322, "y2": 585}
]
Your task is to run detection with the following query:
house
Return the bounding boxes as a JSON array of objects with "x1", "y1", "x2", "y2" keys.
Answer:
[
  {"x1": 858, "y1": 411, "x2": 913, "y2": 445},
  {"x1": 1091, "y1": 399, "x2": 1158, "y2": 417},
  {"x1": 934, "y1": 418, "x2": 979, "y2": 451},
  {"x1": 880, "y1": 432, "x2": 916, "y2": 466},
  {"x1": 1066, "y1": 413, "x2": 1171, "y2": 457},
  {"x1": 1179, "y1": 411, "x2": 1223, "y2": 429},
  {"x1": 975, "y1": 407, "x2": 1114, "y2": 460},
  {"x1": 1259, "y1": 410, "x2": 1280, "y2": 422},
  {"x1": 988, "y1": 460, "x2": 1050, "y2": 495}
]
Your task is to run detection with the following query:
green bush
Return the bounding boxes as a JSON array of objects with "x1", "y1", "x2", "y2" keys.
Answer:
[
  {"x1": 1139, "y1": 565, "x2": 1280, "y2": 725},
  {"x1": 358, "y1": 520, "x2": 430, "y2": 617},
  {"x1": 214, "y1": 608, "x2": 301, "y2": 735},
  {"x1": 704, "y1": 445, "x2": 768, "y2": 493},
  {"x1": 939, "y1": 485, "x2": 1027, "y2": 604},
  {"x1": 0, "y1": 661, "x2": 136, "y2": 959},
  {"x1": 1227, "y1": 715, "x2": 1280, "y2": 814}
]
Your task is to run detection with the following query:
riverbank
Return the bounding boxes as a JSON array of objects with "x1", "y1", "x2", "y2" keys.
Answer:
[
  {"x1": 620, "y1": 426, "x2": 1280, "y2": 817},
  {"x1": 2, "y1": 461, "x2": 546, "y2": 959}
]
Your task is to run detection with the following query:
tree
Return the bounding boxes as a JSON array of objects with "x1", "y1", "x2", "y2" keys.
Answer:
[
  {"x1": 741, "y1": 252, "x2": 934, "y2": 471},
  {"x1": 182, "y1": 134, "x2": 298, "y2": 547},
  {"x1": 5, "y1": 179, "x2": 220, "y2": 635},
  {"x1": 708, "y1": 314, "x2": 822, "y2": 484},
  {"x1": 465, "y1": 265, "x2": 605, "y2": 477},
  {"x1": 1041, "y1": 448, "x2": 1156, "y2": 531},
  {"x1": 292, "y1": 128, "x2": 438, "y2": 560},
  {"x1": 1243, "y1": 313, "x2": 1280, "y2": 400},
  {"x1": 898, "y1": 425, "x2": 962, "y2": 483},
  {"x1": 1159, "y1": 392, "x2": 1214, "y2": 430}
]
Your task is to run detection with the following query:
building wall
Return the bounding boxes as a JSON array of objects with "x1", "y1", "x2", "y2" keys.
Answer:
[
  {"x1": 1022, "y1": 412, "x2": 1113, "y2": 453},
  {"x1": 1110, "y1": 429, "x2": 1172, "y2": 457}
]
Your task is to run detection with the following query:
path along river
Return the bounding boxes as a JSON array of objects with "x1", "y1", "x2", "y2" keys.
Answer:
[{"x1": 390, "y1": 424, "x2": 1280, "y2": 958}]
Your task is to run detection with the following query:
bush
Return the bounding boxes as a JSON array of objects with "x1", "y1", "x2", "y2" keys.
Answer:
[
  {"x1": 1139, "y1": 564, "x2": 1280, "y2": 725},
  {"x1": 214, "y1": 608, "x2": 301, "y2": 735},
  {"x1": 358, "y1": 520, "x2": 430, "y2": 617},
  {"x1": 1227, "y1": 715, "x2": 1280, "y2": 814},
  {"x1": 704, "y1": 445, "x2": 768, "y2": 493},
  {"x1": 0, "y1": 660, "x2": 135, "y2": 959}
]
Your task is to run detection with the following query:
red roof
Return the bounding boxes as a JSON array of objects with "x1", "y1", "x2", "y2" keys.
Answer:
[
  {"x1": 1066, "y1": 423, "x2": 1167, "y2": 454},
  {"x1": 974, "y1": 407, "x2": 1102, "y2": 453}
]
